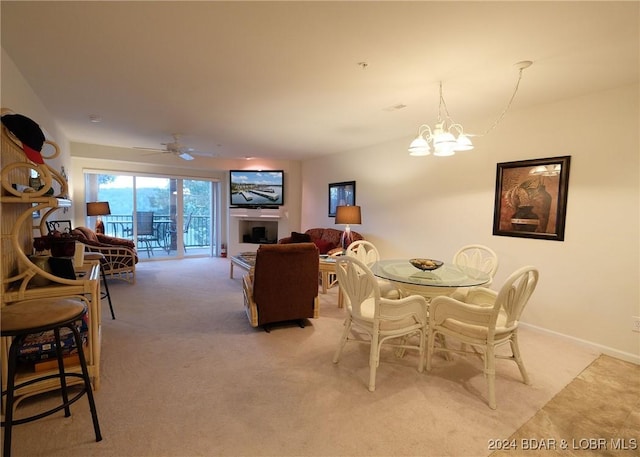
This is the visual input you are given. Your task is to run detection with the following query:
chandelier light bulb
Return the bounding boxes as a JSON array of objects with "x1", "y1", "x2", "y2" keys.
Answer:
[
  {"x1": 433, "y1": 130, "x2": 456, "y2": 146},
  {"x1": 408, "y1": 136, "x2": 431, "y2": 156},
  {"x1": 433, "y1": 142, "x2": 456, "y2": 157},
  {"x1": 454, "y1": 134, "x2": 474, "y2": 151}
]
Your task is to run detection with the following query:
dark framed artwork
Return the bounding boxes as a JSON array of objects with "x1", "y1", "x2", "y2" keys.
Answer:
[
  {"x1": 46, "y1": 219, "x2": 73, "y2": 234},
  {"x1": 493, "y1": 156, "x2": 571, "y2": 241},
  {"x1": 328, "y1": 181, "x2": 356, "y2": 217}
]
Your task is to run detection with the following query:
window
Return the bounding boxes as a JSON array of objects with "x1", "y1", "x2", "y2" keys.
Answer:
[{"x1": 84, "y1": 172, "x2": 219, "y2": 258}]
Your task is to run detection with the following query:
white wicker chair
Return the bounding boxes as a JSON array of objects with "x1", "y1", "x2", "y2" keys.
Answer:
[
  {"x1": 450, "y1": 244, "x2": 498, "y2": 300},
  {"x1": 333, "y1": 256, "x2": 428, "y2": 391},
  {"x1": 344, "y1": 240, "x2": 400, "y2": 299},
  {"x1": 426, "y1": 265, "x2": 539, "y2": 409}
]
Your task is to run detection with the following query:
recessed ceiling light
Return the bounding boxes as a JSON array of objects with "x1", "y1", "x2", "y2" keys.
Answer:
[{"x1": 88, "y1": 114, "x2": 102, "y2": 123}]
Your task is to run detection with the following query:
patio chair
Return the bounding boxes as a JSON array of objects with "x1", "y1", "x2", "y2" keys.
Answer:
[
  {"x1": 136, "y1": 211, "x2": 158, "y2": 257},
  {"x1": 165, "y1": 213, "x2": 193, "y2": 253}
]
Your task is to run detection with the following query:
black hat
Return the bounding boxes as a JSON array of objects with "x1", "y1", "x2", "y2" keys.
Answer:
[{"x1": 1, "y1": 113, "x2": 45, "y2": 164}]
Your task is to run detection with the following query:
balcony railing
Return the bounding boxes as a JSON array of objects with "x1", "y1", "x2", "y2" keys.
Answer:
[{"x1": 102, "y1": 214, "x2": 210, "y2": 252}]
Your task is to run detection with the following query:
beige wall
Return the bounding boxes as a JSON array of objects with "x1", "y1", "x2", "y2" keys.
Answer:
[
  {"x1": 1, "y1": 49, "x2": 71, "y2": 208},
  {"x1": 301, "y1": 83, "x2": 640, "y2": 362}
]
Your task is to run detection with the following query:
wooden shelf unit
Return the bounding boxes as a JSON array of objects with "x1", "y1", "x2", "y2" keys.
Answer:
[{"x1": 1, "y1": 123, "x2": 103, "y2": 403}]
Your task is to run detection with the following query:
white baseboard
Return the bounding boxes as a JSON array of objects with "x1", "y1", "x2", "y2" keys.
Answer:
[{"x1": 521, "y1": 322, "x2": 640, "y2": 365}]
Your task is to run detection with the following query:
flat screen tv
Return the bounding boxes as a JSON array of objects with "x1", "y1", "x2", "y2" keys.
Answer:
[{"x1": 229, "y1": 169, "x2": 284, "y2": 208}]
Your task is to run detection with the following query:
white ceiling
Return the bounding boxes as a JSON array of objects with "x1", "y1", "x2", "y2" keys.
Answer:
[{"x1": 2, "y1": 1, "x2": 638, "y2": 161}]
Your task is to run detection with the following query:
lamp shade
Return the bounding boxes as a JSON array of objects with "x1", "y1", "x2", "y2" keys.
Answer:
[
  {"x1": 335, "y1": 205, "x2": 362, "y2": 225},
  {"x1": 454, "y1": 134, "x2": 474, "y2": 151},
  {"x1": 86, "y1": 201, "x2": 111, "y2": 216},
  {"x1": 408, "y1": 137, "x2": 430, "y2": 156}
]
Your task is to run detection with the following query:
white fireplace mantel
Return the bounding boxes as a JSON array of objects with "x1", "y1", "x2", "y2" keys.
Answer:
[{"x1": 229, "y1": 207, "x2": 282, "y2": 219}]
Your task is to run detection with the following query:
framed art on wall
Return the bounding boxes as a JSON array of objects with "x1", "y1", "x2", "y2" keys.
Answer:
[
  {"x1": 328, "y1": 181, "x2": 356, "y2": 217},
  {"x1": 493, "y1": 156, "x2": 571, "y2": 241},
  {"x1": 46, "y1": 220, "x2": 73, "y2": 234}
]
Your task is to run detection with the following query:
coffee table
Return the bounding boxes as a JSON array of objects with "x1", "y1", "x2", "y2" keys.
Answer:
[
  {"x1": 318, "y1": 256, "x2": 337, "y2": 294},
  {"x1": 229, "y1": 253, "x2": 256, "y2": 279},
  {"x1": 229, "y1": 253, "x2": 337, "y2": 296}
]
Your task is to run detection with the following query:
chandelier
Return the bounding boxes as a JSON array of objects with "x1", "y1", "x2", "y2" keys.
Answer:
[{"x1": 408, "y1": 61, "x2": 532, "y2": 157}]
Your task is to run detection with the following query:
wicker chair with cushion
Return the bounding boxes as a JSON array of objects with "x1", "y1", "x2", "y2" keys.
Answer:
[
  {"x1": 332, "y1": 256, "x2": 428, "y2": 391},
  {"x1": 278, "y1": 228, "x2": 364, "y2": 255},
  {"x1": 426, "y1": 266, "x2": 539, "y2": 409},
  {"x1": 343, "y1": 240, "x2": 401, "y2": 299},
  {"x1": 71, "y1": 226, "x2": 138, "y2": 283},
  {"x1": 450, "y1": 244, "x2": 499, "y2": 301},
  {"x1": 242, "y1": 243, "x2": 320, "y2": 332}
]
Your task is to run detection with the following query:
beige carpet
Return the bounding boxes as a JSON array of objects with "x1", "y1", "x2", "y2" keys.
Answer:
[{"x1": 6, "y1": 257, "x2": 607, "y2": 456}]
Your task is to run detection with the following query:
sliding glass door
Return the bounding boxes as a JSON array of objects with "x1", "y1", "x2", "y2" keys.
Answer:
[
  {"x1": 182, "y1": 179, "x2": 214, "y2": 255},
  {"x1": 85, "y1": 172, "x2": 217, "y2": 259},
  {"x1": 135, "y1": 176, "x2": 174, "y2": 258}
]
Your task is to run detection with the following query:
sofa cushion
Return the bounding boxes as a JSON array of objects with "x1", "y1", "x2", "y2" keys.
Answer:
[
  {"x1": 72, "y1": 227, "x2": 136, "y2": 251},
  {"x1": 96, "y1": 233, "x2": 135, "y2": 249},
  {"x1": 318, "y1": 229, "x2": 343, "y2": 247},
  {"x1": 305, "y1": 228, "x2": 325, "y2": 241},
  {"x1": 72, "y1": 226, "x2": 99, "y2": 242},
  {"x1": 313, "y1": 238, "x2": 333, "y2": 254},
  {"x1": 290, "y1": 231, "x2": 312, "y2": 243}
]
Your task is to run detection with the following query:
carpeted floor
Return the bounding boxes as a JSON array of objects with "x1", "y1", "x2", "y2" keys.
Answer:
[{"x1": 6, "y1": 257, "x2": 634, "y2": 456}]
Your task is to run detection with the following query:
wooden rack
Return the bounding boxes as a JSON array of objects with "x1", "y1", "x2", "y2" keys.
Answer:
[{"x1": 1, "y1": 120, "x2": 102, "y2": 404}]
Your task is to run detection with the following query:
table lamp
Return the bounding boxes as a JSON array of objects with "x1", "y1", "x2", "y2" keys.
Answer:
[
  {"x1": 335, "y1": 205, "x2": 361, "y2": 250},
  {"x1": 86, "y1": 201, "x2": 111, "y2": 234}
]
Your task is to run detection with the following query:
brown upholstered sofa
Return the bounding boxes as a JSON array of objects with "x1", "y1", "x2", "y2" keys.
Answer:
[
  {"x1": 278, "y1": 227, "x2": 364, "y2": 255},
  {"x1": 242, "y1": 243, "x2": 320, "y2": 331},
  {"x1": 71, "y1": 226, "x2": 138, "y2": 283}
]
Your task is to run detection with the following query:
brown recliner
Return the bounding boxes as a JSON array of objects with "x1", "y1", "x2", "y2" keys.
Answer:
[{"x1": 242, "y1": 243, "x2": 320, "y2": 331}]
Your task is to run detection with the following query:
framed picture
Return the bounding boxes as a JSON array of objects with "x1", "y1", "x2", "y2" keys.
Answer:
[
  {"x1": 328, "y1": 181, "x2": 356, "y2": 217},
  {"x1": 46, "y1": 219, "x2": 73, "y2": 234},
  {"x1": 493, "y1": 156, "x2": 571, "y2": 241}
]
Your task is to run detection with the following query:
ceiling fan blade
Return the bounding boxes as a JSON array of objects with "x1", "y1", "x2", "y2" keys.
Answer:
[
  {"x1": 134, "y1": 134, "x2": 200, "y2": 160},
  {"x1": 134, "y1": 146, "x2": 164, "y2": 152}
]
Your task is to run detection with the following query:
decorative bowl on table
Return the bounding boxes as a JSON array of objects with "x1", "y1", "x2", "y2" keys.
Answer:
[{"x1": 409, "y1": 258, "x2": 443, "y2": 271}]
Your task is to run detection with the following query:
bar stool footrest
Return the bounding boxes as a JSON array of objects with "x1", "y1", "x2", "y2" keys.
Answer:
[{"x1": 1, "y1": 373, "x2": 89, "y2": 426}]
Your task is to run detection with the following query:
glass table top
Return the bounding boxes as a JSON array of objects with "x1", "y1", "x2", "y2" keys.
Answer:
[
  {"x1": 371, "y1": 259, "x2": 490, "y2": 288},
  {"x1": 234, "y1": 252, "x2": 336, "y2": 266}
]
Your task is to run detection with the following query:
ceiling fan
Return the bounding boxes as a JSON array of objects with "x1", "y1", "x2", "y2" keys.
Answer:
[{"x1": 135, "y1": 133, "x2": 196, "y2": 160}]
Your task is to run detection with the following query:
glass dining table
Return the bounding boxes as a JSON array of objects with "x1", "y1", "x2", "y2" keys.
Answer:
[{"x1": 370, "y1": 259, "x2": 491, "y2": 301}]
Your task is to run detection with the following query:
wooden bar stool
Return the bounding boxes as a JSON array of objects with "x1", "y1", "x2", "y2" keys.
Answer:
[
  {"x1": 1, "y1": 298, "x2": 102, "y2": 457},
  {"x1": 84, "y1": 252, "x2": 115, "y2": 319}
]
